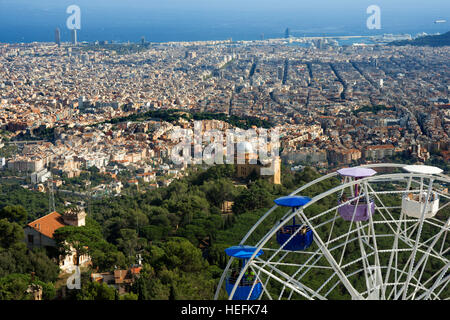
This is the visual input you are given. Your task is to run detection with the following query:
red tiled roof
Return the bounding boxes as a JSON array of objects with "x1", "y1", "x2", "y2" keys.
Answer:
[
  {"x1": 27, "y1": 212, "x2": 66, "y2": 239},
  {"x1": 130, "y1": 267, "x2": 142, "y2": 274},
  {"x1": 365, "y1": 145, "x2": 395, "y2": 150},
  {"x1": 137, "y1": 172, "x2": 155, "y2": 176}
]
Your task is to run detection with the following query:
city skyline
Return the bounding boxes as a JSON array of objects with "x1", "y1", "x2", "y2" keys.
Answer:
[{"x1": 0, "y1": 0, "x2": 449, "y2": 43}]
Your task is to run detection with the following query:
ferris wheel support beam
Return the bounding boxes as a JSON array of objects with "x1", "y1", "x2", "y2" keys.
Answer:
[
  {"x1": 365, "y1": 182, "x2": 403, "y2": 299},
  {"x1": 398, "y1": 177, "x2": 435, "y2": 300},
  {"x1": 422, "y1": 263, "x2": 449, "y2": 289},
  {"x1": 363, "y1": 181, "x2": 384, "y2": 299},
  {"x1": 261, "y1": 261, "x2": 327, "y2": 300},
  {"x1": 419, "y1": 220, "x2": 449, "y2": 255},
  {"x1": 297, "y1": 210, "x2": 364, "y2": 300},
  {"x1": 214, "y1": 256, "x2": 235, "y2": 300},
  {"x1": 251, "y1": 263, "x2": 316, "y2": 300},
  {"x1": 286, "y1": 237, "x2": 364, "y2": 299},
  {"x1": 440, "y1": 225, "x2": 448, "y2": 256},
  {"x1": 408, "y1": 222, "x2": 448, "y2": 299},
  {"x1": 326, "y1": 210, "x2": 339, "y2": 248},
  {"x1": 248, "y1": 264, "x2": 273, "y2": 300},
  {"x1": 383, "y1": 229, "x2": 400, "y2": 299},
  {"x1": 433, "y1": 276, "x2": 450, "y2": 299},
  {"x1": 344, "y1": 266, "x2": 429, "y2": 300},
  {"x1": 418, "y1": 263, "x2": 450, "y2": 300},
  {"x1": 386, "y1": 238, "x2": 449, "y2": 300},
  {"x1": 287, "y1": 250, "x2": 331, "y2": 299},
  {"x1": 367, "y1": 183, "x2": 402, "y2": 231},
  {"x1": 261, "y1": 251, "x2": 290, "y2": 300},
  {"x1": 356, "y1": 221, "x2": 374, "y2": 297},
  {"x1": 338, "y1": 197, "x2": 361, "y2": 266}
]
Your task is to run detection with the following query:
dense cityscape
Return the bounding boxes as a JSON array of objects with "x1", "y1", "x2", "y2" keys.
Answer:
[{"x1": 1, "y1": 39, "x2": 448, "y2": 181}]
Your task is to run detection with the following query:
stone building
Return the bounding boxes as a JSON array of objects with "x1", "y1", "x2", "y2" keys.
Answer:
[{"x1": 24, "y1": 207, "x2": 90, "y2": 273}]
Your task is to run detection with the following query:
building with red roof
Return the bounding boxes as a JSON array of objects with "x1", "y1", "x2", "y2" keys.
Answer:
[{"x1": 24, "y1": 207, "x2": 90, "y2": 273}]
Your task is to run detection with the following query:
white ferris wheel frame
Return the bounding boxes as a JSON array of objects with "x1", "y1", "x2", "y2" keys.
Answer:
[{"x1": 214, "y1": 163, "x2": 450, "y2": 301}]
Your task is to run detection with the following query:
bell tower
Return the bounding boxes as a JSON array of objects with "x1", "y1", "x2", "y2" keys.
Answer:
[{"x1": 62, "y1": 206, "x2": 86, "y2": 227}]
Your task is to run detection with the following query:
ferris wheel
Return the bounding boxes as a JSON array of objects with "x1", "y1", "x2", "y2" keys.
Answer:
[{"x1": 214, "y1": 164, "x2": 450, "y2": 300}]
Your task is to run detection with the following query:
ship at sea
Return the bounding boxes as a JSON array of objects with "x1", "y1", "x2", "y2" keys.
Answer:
[{"x1": 434, "y1": 19, "x2": 447, "y2": 24}]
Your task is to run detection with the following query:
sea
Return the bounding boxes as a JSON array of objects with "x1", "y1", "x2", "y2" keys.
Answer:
[{"x1": 0, "y1": 1, "x2": 449, "y2": 44}]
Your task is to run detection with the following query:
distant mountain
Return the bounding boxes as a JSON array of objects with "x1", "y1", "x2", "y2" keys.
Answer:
[{"x1": 390, "y1": 31, "x2": 450, "y2": 47}]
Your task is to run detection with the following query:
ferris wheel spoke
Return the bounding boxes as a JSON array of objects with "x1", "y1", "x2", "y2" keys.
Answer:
[
  {"x1": 433, "y1": 276, "x2": 450, "y2": 299},
  {"x1": 248, "y1": 264, "x2": 273, "y2": 300},
  {"x1": 357, "y1": 220, "x2": 377, "y2": 252},
  {"x1": 383, "y1": 231, "x2": 400, "y2": 299},
  {"x1": 408, "y1": 223, "x2": 448, "y2": 299},
  {"x1": 326, "y1": 221, "x2": 369, "y2": 247},
  {"x1": 338, "y1": 203, "x2": 360, "y2": 266},
  {"x1": 214, "y1": 257, "x2": 235, "y2": 300},
  {"x1": 316, "y1": 272, "x2": 339, "y2": 298},
  {"x1": 261, "y1": 262, "x2": 328, "y2": 300},
  {"x1": 356, "y1": 223, "x2": 374, "y2": 297},
  {"x1": 438, "y1": 200, "x2": 450, "y2": 211},
  {"x1": 372, "y1": 185, "x2": 410, "y2": 299},
  {"x1": 325, "y1": 177, "x2": 347, "y2": 248},
  {"x1": 440, "y1": 231, "x2": 448, "y2": 256},
  {"x1": 397, "y1": 178, "x2": 435, "y2": 299},
  {"x1": 291, "y1": 252, "x2": 334, "y2": 297},
  {"x1": 251, "y1": 263, "x2": 318, "y2": 300},
  {"x1": 366, "y1": 183, "x2": 402, "y2": 231},
  {"x1": 298, "y1": 210, "x2": 364, "y2": 300},
  {"x1": 258, "y1": 250, "x2": 290, "y2": 300},
  {"x1": 417, "y1": 263, "x2": 450, "y2": 300},
  {"x1": 422, "y1": 263, "x2": 449, "y2": 289},
  {"x1": 405, "y1": 221, "x2": 420, "y2": 244}
]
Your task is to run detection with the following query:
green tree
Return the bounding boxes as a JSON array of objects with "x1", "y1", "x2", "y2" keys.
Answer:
[
  {"x1": 0, "y1": 273, "x2": 55, "y2": 300},
  {"x1": 201, "y1": 178, "x2": 237, "y2": 208},
  {"x1": 0, "y1": 243, "x2": 59, "y2": 282},
  {"x1": 120, "y1": 292, "x2": 138, "y2": 300},
  {"x1": 0, "y1": 273, "x2": 31, "y2": 300},
  {"x1": 0, "y1": 219, "x2": 24, "y2": 249},
  {"x1": 116, "y1": 229, "x2": 145, "y2": 261},
  {"x1": 76, "y1": 281, "x2": 116, "y2": 300},
  {"x1": 53, "y1": 219, "x2": 103, "y2": 265},
  {"x1": 0, "y1": 205, "x2": 27, "y2": 226}
]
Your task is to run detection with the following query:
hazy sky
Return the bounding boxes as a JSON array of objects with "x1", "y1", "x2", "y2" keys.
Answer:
[
  {"x1": 2, "y1": 0, "x2": 449, "y2": 11},
  {"x1": 1, "y1": 0, "x2": 448, "y2": 42}
]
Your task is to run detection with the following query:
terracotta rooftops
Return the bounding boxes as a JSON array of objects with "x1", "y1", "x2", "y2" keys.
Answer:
[{"x1": 27, "y1": 211, "x2": 66, "y2": 239}]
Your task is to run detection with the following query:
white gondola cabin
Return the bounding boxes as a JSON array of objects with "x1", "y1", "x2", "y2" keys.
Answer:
[
  {"x1": 402, "y1": 165, "x2": 443, "y2": 219},
  {"x1": 401, "y1": 192, "x2": 439, "y2": 219}
]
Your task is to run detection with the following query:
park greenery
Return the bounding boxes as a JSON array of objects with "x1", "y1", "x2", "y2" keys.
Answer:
[
  {"x1": 352, "y1": 104, "x2": 389, "y2": 116},
  {"x1": 101, "y1": 108, "x2": 273, "y2": 130},
  {"x1": 0, "y1": 162, "x2": 447, "y2": 300}
]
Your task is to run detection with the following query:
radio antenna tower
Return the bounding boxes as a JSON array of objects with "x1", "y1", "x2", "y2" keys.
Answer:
[
  {"x1": 48, "y1": 174, "x2": 56, "y2": 213},
  {"x1": 85, "y1": 177, "x2": 92, "y2": 217}
]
